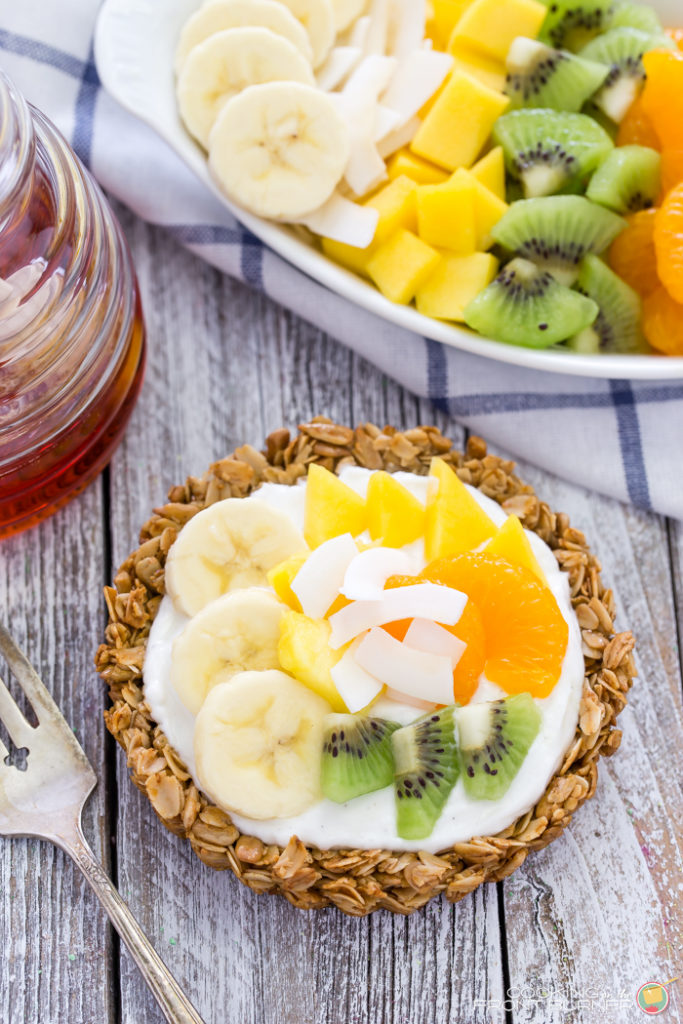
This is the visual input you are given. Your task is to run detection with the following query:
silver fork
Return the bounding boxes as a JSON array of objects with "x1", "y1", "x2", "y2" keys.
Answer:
[{"x1": 0, "y1": 621, "x2": 204, "y2": 1024}]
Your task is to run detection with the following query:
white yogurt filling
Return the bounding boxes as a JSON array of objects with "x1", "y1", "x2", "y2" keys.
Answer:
[{"x1": 144, "y1": 467, "x2": 585, "y2": 854}]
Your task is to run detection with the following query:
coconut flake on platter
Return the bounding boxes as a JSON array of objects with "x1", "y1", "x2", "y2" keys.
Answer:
[
  {"x1": 355, "y1": 627, "x2": 455, "y2": 704},
  {"x1": 335, "y1": 56, "x2": 397, "y2": 194},
  {"x1": 316, "y1": 45, "x2": 363, "y2": 91},
  {"x1": 376, "y1": 114, "x2": 421, "y2": 159},
  {"x1": 341, "y1": 547, "x2": 418, "y2": 600},
  {"x1": 342, "y1": 14, "x2": 370, "y2": 50},
  {"x1": 291, "y1": 533, "x2": 357, "y2": 618},
  {"x1": 381, "y1": 49, "x2": 453, "y2": 128},
  {"x1": 386, "y1": 0, "x2": 426, "y2": 59},
  {"x1": 330, "y1": 641, "x2": 384, "y2": 712},
  {"x1": 296, "y1": 191, "x2": 379, "y2": 245},
  {"x1": 329, "y1": 582, "x2": 467, "y2": 648},
  {"x1": 364, "y1": 0, "x2": 391, "y2": 55},
  {"x1": 403, "y1": 618, "x2": 465, "y2": 666},
  {"x1": 374, "y1": 104, "x2": 402, "y2": 141}
]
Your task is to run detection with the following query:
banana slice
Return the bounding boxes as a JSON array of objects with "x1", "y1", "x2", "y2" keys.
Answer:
[
  {"x1": 171, "y1": 589, "x2": 285, "y2": 714},
  {"x1": 194, "y1": 670, "x2": 331, "y2": 819},
  {"x1": 276, "y1": 0, "x2": 335, "y2": 68},
  {"x1": 165, "y1": 497, "x2": 307, "y2": 617},
  {"x1": 177, "y1": 27, "x2": 315, "y2": 148},
  {"x1": 209, "y1": 82, "x2": 351, "y2": 219},
  {"x1": 330, "y1": 0, "x2": 369, "y2": 33},
  {"x1": 175, "y1": 0, "x2": 314, "y2": 73}
]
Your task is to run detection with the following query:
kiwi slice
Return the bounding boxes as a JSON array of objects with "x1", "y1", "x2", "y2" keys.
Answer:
[
  {"x1": 587, "y1": 145, "x2": 661, "y2": 212},
  {"x1": 540, "y1": 0, "x2": 616, "y2": 52},
  {"x1": 456, "y1": 694, "x2": 541, "y2": 800},
  {"x1": 392, "y1": 707, "x2": 459, "y2": 840},
  {"x1": 580, "y1": 27, "x2": 669, "y2": 123},
  {"x1": 568, "y1": 253, "x2": 648, "y2": 353},
  {"x1": 321, "y1": 714, "x2": 400, "y2": 803},
  {"x1": 491, "y1": 195, "x2": 625, "y2": 285},
  {"x1": 464, "y1": 257, "x2": 599, "y2": 347},
  {"x1": 607, "y1": 1, "x2": 664, "y2": 35},
  {"x1": 492, "y1": 109, "x2": 614, "y2": 198},
  {"x1": 505, "y1": 37, "x2": 609, "y2": 112}
]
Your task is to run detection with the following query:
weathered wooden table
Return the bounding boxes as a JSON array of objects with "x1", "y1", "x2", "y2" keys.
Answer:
[{"x1": 2, "y1": 202, "x2": 682, "y2": 1024}]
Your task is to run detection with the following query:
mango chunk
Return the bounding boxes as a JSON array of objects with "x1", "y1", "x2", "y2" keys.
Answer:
[
  {"x1": 410, "y1": 71, "x2": 509, "y2": 171},
  {"x1": 367, "y1": 229, "x2": 440, "y2": 304},
  {"x1": 450, "y1": 168, "x2": 508, "y2": 249},
  {"x1": 387, "y1": 148, "x2": 450, "y2": 186},
  {"x1": 415, "y1": 251, "x2": 499, "y2": 320},
  {"x1": 304, "y1": 464, "x2": 367, "y2": 548},
  {"x1": 425, "y1": 456, "x2": 497, "y2": 561},
  {"x1": 450, "y1": 0, "x2": 547, "y2": 62},
  {"x1": 321, "y1": 175, "x2": 418, "y2": 276},
  {"x1": 470, "y1": 146, "x2": 506, "y2": 200},
  {"x1": 416, "y1": 177, "x2": 477, "y2": 251},
  {"x1": 278, "y1": 612, "x2": 346, "y2": 712},
  {"x1": 267, "y1": 552, "x2": 309, "y2": 611},
  {"x1": 447, "y1": 41, "x2": 507, "y2": 92},
  {"x1": 430, "y1": 0, "x2": 475, "y2": 48},
  {"x1": 484, "y1": 513, "x2": 546, "y2": 583},
  {"x1": 367, "y1": 471, "x2": 427, "y2": 547}
]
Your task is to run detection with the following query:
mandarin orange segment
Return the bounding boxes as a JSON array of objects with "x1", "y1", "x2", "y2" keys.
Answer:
[
  {"x1": 641, "y1": 49, "x2": 683, "y2": 150},
  {"x1": 616, "y1": 95, "x2": 660, "y2": 149},
  {"x1": 654, "y1": 182, "x2": 683, "y2": 303},
  {"x1": 642, "y1": 286, "x2": 683, "y2": 355},
  {"x1": 660, "y1": 150, "x2": 683, "y2": 196},
  {"x1": 421, "y1": 552, "x2": 568, "y2": 698},
  {"x1": 382, "y1": 574, "x2": 486, "y2": 704},
  {"x1": 607, "y1": 208, "x2": 660, "y2": 298}
]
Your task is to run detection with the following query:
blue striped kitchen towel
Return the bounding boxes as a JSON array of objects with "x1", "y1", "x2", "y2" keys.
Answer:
[{"x1": 1, "y1": 5, "x2": 682, "y2": 519}]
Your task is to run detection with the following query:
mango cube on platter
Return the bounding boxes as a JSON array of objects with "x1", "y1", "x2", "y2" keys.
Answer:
[
  {"x1": 321, "y1": 175, "x2": 418, "y2": 276},
  {"x1": 429, "y1": 0, "x2": 474, "y2": 49},
  {"x1": 417, "y1": 176, "x2": 477, "y2": 252},
  {"x1": 386, "y1": 149, "x2": 450, "y2": 186},
  {"x1": 415, "y1": 252, "x2": 499, "y2": 320},
  {"x1": 470, "y1": 147, "x2": 506, "y2": 200},
  {"x1": 449, "y1": 0, "x2": 547, "y2": 62},
  {"x1": 446, "y1": 41, "x2": 507, "y2": 92},
  {"x1": 450, "y1": 168, "x2": 509, "y2": 249},
  {"x1": 367, "y1": 229, "x2": 440, "y2": 304},
  {"x1": 410, "y1": 71, "x2": 509, "y2": 171}
]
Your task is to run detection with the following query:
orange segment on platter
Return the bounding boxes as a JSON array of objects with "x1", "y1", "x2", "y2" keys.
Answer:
[
  {"x1": 654, "y1": 182, "x2": 683, "y2": 303},
  {"x1": 382, "y1": 573, "x2": 487, "y2": 704},
  {"x1": 616, "y1": 95, "x2": 660, "y2": 149},
  {"x1": 641, "y1": 49, "x2": 683, "y2": 150},
  {"x1": 642, "y1": 286, "x2": 683, "y2": 355},
  {"x1": 660, "y1": 150, "x2": 683, "y2": 197},
  {"x1": 421, "y1": 552, "x2": 568, "y2": 698},
  {"x1": 608, "y1": 208, "x2": 660, "y2": 299},
  {"x1": 483, "y1": 513, "x2": 545, "y2": 583},
  {"x1": 425, "y1": 456, "x2": 497, "y2": 561}
]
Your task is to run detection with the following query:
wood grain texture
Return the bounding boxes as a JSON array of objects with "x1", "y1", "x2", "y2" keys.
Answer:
[
  {"x1": 0, "y1": 482, "x2": 116, "y2": 1024},
  {"x1": 108, "y1": 206, "x2": 505, "y2": 1024}
]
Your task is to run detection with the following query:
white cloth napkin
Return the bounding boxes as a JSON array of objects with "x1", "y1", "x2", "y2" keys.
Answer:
[{"x1": 2, "y1": 5, "x2": 682, "y2": 518}]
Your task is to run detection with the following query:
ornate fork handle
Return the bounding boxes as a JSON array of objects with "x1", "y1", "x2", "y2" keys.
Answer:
[{"x1": 59, "y1": 822, "x2": 204, "y2": 1024}]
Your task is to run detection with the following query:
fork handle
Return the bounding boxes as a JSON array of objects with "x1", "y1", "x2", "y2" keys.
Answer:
[{"x1": 60, "y1": 825, "x2": 205, "y2": 1024}]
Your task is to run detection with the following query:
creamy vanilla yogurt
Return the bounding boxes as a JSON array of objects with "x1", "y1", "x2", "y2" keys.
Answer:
[{"x1": 144, "y1": 467, "x2": 584, "y2": 854}]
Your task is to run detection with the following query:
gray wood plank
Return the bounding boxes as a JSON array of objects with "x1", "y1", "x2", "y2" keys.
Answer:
[
  {"x1": 0, "y1": 482, "x2": 116, "y2": 1024},
  {"x1": 493, "y1": 451, "x2": 683, "y2": 1024},
  {"x1": 109, "y1": 206, "x2": 505, "y2": 1024}
]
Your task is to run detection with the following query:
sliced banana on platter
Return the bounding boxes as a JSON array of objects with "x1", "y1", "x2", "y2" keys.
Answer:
[
  {"x1": 175, "y1": 0, "x2": 314, "y2": 72},
  {"x1": 209, "y1": 81, "x2": 351, "y2": 219},
  {"x1": 177, "y1": 26, "x2": 315, "y2": 147},
  {"x1": 171, "y1": 588, "x2": 285, "y2": 714},
  {"x1": 165, "y1": 497, "x2": 307, "y2": 617},
  {"x1": 274, "y1": 0, "x2": 336, "y2": 68},
  {"x1": 330, "y1": 0, "x2": 368, "y2": 34},
  {"x1": 194, "y1": 670, "x2": 331, "y2": 819}
]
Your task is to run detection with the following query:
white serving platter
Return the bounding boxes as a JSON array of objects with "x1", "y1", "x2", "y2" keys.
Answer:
[{"x1": 94, "y1": 0, "x2": 683, "y2": 379}]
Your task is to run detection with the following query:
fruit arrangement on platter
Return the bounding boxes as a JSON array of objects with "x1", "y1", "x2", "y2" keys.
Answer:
[
  {"x1": 175, "y1": 0, "x2": 683, "y2": 354},
  {"x1": 97, "y1": 424, "x2": 635, "y2": 913}
]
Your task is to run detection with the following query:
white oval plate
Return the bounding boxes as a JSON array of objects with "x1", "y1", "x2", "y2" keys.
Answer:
[{"x1": 94, "y1": 0, "x2": 683, "y2": 379}]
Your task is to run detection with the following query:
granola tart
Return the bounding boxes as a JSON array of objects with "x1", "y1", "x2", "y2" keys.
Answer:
[{"x1": 95, "y1": 420, "x2": 635, "y2": 916}]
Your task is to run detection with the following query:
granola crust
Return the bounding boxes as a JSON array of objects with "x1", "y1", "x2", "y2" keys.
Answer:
[{"x1": 95, "y1": 421, "x2": 636, "y2": 916}]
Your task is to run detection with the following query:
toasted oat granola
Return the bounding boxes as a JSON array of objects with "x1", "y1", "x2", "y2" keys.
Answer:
[{"x1": 95, "y1": 421, "x2": 635, "y2": 916}]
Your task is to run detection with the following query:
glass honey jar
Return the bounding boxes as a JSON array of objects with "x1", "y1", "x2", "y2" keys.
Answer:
[{"x1": 0, "y1": 70, "x2": 146, "y2": 538}]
